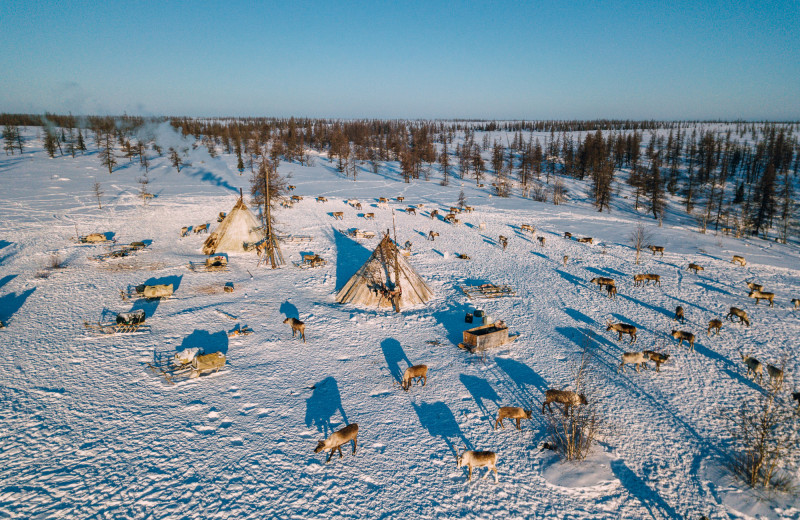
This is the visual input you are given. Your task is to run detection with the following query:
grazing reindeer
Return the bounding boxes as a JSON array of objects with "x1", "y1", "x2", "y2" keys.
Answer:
[
  {"x1": 316, "y1": 196, "x2": 328, "y2": 203},
  {"x1": 401, "y1": 365, "x2": 428, "y2": 391},
  {"x1": 746, "y1": 281, "x2": 763, "y2": 292},
  {"x1": 444, "y1": 213, "x2": 457, "y2": 223},
  {"x1": 494, "y1": 407, "x2": 533, "y2": 430},
  {"x1": 406, "y1": 207, "x2": 416, "y2": 215},
  {"x1": 671, "y1": 330, "x2": 695, "y2": 351},
  {"x1": 619, "y1": 351, "x2": 649, "y2": 373},
  {"x1": 563, "y1": 231, "x2": 572, "y2": 239},
  {"x1": 449, "y1": 206, "x2": 460, "y2": 214},
  {"x1": 537, "y1": 236, "x2": 546, "y2": 246},
  {"x1": 428, "y1": 231, "x2": 439, "y2": 241},
  {"x1": 498, "y1": 236, "x2": 508, "y2": 250},
  {"x1": 542, "y1": 389, "x2": 588, "y2": 415},
  {"x1": 739, "y1": 352, "x2": 763, "y2": 383},
  {"x1": 792, "y1": 392, "x2": 800, "y2": 409},
  {"x1": 332, "y1": 211, "x2": 344, "y2": 220},
  {"x1": 430, "y1": 209, "x2": 439, "y2": 219},
  {"x1": 378, "y1": 197, "x2": 388, "y2": 203},
  {"x1": 792, "y1": 298, "x2": 799, "y2": 309},
  {"x1": 577, "y1": 237, "x2": 593, "y2": 244},
  {"x1": 707, "y1": 319, "x2": 722, "y2": 336},
  {"x1": 633, "y1": 274, "x2": 661, "y2": 287},
  {"x1": 354, "y1": 202, "x2": 362, "y2": 210},
  {"x1": 687, "y1": 263, "x2": 704, "y2": 274},
  {"x1": 396, "y1": 196, "x2": 404, "y2": 202},
  {"x1": 590, "y1": 277, "x2": 616, "y2": 289},
  {"x1": 606, "y1": 322, "x2": 637, "y2": 343},
  {"x1": 287, "y1": 185, "x2": 296, "y2": 191},
  {"x1": 606, "y1": 284, "x2": 617, "y2": 299},
  {"x1": 726, "y1": 307, "x2": 750, "y2": 326},
  {"x1": 674, "y1": 306, "x2": 686, "y2": 323},
  {"x1": 563, "y1": 255, "x2": 569, "y2": 266},
  {"x1": 520, "y1": 224, "x2": 535, "y2": 233},
  {"x1": 314, "y1": 423, "x2": 358, "y2": 463},
  {"x1": 194, "y1": 223, "x2": 209, "y2": 234},
  {"x1": 748, "y1": 289, "x2": 775, "y2": 307},
  {"x1": 180, "y1": 226, "x2": 189, "y2": 237},
  {"x1": 732, "y1": 255, "x2": 746, "y2": 266},
  {"x1": 648, "y1": 245, "x2": 665, "y2": 256},
  {"x1": 283, "y1": 317, "x2": 306, "y2": 343},
  {"x1": 643, "y1": 351, "x2": 670, "y2": 372},
  {"x1": 457, "y1": 448, "x2": 499, "y2": 482},
  {"x1": 365, "y1": 212, "x2": 375, "y2": 220},
  {"x1": 766, "y1": 364, "x2": 784, "y2": 388},
  {"x1": 291, "y1": 195, "x2": 303, "y2": 203},
  {"x1": 463, "y1": 206, "x2": 473, "y2": 213}
]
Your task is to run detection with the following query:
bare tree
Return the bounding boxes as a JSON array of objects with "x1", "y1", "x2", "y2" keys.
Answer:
[
  {"x1": 137, "y1": 173, "x2": 151, "y2": 205},
  {"x1": 629, "y1": 223, "x2": 653, "y2": 265},
  {"x1": 92, "y1": 181, "x2": 103, "y2": 209}
]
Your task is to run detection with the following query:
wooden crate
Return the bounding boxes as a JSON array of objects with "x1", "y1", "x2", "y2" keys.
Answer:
[{"x1": 458, "y1": 323, "x2": 518, "y2": 353}]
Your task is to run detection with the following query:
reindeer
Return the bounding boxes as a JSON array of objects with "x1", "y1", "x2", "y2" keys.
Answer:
[
  {"x1": 739, "y1": 352, "x2": 763, "y2": 383},
  {"x1": 606, "y1": 322, "x2": 637, "y2": 343},
  {"x1": 687, "y1": 263, "x2": 704, "y2": 274},
  {"x1": 401, "y1": 365, "x2": 428, "y2": 391},
  {"x1": 291, "y1": 195, "x2": 303, "y2": 202},
  {"x1": 217, "y1": 211, "x2": 227, "y2": 222},
  {"x1": 180, "y1": 226, "x2": 189, "y2": 237},
  {"x1": 194, "y1": 223, "x2": 209, "y2": 234},
  {"x1": 537, "y1": 236, "x2": 546, "y2": 247},
  {"x1": 444, "y1": 213, "x2": 457, "y2": 224},
  {"x1": 449, "y1": 206, "x2": 460, "y2": 214},
  {"x1": 746, "y1": 281, "x2": 763, "y2": 292},
  {"x1": 287, "y1": 185, "x2": 296, "y2": 191},
  {"x1": 634, "y1": 273, "x2": 661, "y2": 287},
  {"x1": 283, "y1": 317, "x2": 306, "y2": 343},
  {"x1": 726, "y1": 307, "x2": 750, "y2": 326},
  {"x1": 564, "y1": 231, "x2": 572, "y2": 239},
  {"x1": 792, "y1": 298, "x2": 799, "y2": 309},
  {"x1": 316, "y1": 196, "x2": 328, "y2": 203},
  {"x1": 457, "y1": 448, "x2": 499, "y2": 482},
  {"x1": 406, "y1": 207, "x2": 416, "y2": 216},
  {"x1": 748, "y1": 289, "x2": 775, "y2": 307},
  {"x1": 563, "y1": 255, "x2": 569, "y2": 266},
  {"x1": 643, "y1": 351, "x2": 670, "y2": 372},
  {"x1": 766, "y1": 364, "x2": 784, "y2": 388},
  {"x1": 648, "y1": 245, "x2": 665, "y2": 256},
  {"x1": 332, "y1": 212, "x2": 344, "y2": 220},
  {"x1": 365, "y1": 212, "x2": 375, "y2": 220},
  {"x1": 577, "y1": 237, "x2": 593, "y2": 244},
  {"x1": 396, "y1": 196, "x2": 404, "y2": 202},
  {"x1": 674, "y1": 306, "x2": 686, "y2": 323},
  {"x1": 606, "y1": 284, "x2": 617, "y2": 299},
  {"x1": 428, "y1": 231, "x2": 439, "y2": 241},
  {"x1": 792, "y1": 392, "x2": 800, "y2": 409},
  {"x1": 520, "y1": 224, "x2": 535, "y2": 233},
  {"x1": 430, "y1": 209, "x2": 439, "y2": 219},
  {"x1": 619, "y1": 351, "x2": 649, "y2": 373},
  {"x1": 542, "y1": 389, "x2": 588, "y2": 415},
  {"x1": 498, "y1": 236, "x2": 508, "y2": 250},
  {"x1": 354, "y1": 202, "x2": 362, "y2": 210},
  {"x1": 494, "y1": 407, "x2": 533, "y2": 430},
  {"x1": 671, "y1": 330, "x2": 695, "y2": 351},
  {"x1": 463, "y1": 206, "x2": 474, "y2": 213},
  {"x1": 590, "y1": 277, "x2": 615, "y2": 289},
  {"x1": 314, "y1": 423, "x2": 358, "y2": 463},
  {"x1": 378, "y1": 197, "x2": 388, "y2": 203},
  {"x1": 707, "y1": 319, "x2": 722, "y2": 336},
  {"x1": 732, "y1": 255, "x2": 746, "y2": 266}
]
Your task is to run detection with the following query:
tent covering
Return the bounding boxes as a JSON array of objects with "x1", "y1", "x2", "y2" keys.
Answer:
[{"x1": 203, "y1": 198, "x2": 262, "y2": 255}]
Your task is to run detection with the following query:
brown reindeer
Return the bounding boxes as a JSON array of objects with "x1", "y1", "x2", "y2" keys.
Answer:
[
  {"x1": 643, "y1": 351, "x2": 670, "y2": 372},
  {"x1": 590, "y1": 277, "x2": 616, "y2": 289},
  {"x1": 674, "y1": 306, "x2": 685, "y2": 323},
  {"x1": 396, "y1": 196, "x2": 404, "y2": 202},
  {"x1": 332, "y1": 212, "x2": 344, "y2": 220},
  {"x1": 498, "y1": 235, "x2": 508, "y2": 250},
  {"x1": 707, "y1": 319, "x2": 722, "y2": 336},
  {"x1": 633, "y1": 274, "x2": 661, "y2": 287},
  {"x1": 180, "y1": 226, "x2": 189, "y2": 237},
  {"x1": 457, "y1": 449, "x2": 499, "y2": 482},
  {"x1": 726, "y1": 307, "x2": 750, "y2": 326},
  {"x1": 520, "y1": 224, "x2": 535, "y2": 233},
  {"x1": 364, "y1": 212, "x2": 375, "y2": 220},
  {"x1": 463, "y1": 206, "x2": 474, "y2": 213},
  {"x1": 792, "y1": 298, "x2": 800, "y2": 309},
  {"x1": 314, "y1": 424, "x2": 358, "y2": 463},
  {"x1": 537, "y1": 236, "x2": 546, "y2": 246},
  {"x1": 687, "y1": 263, "x2": 704, "y2": 274},
  {"x1": 354, "y1": 202, "x2": 362, "y2": 210},
  {"x1": 401, "y1": 365, "x2": 428, "y2": 391},
  {"x1": 746, "y1": 281, "x2": 763, "y2": 292},
  {"x1": 194, "y1": 223, "x2": 209, "y2": 234},
  {"x1": 606, "y1": 321, "x2": 637, "y2": 343},
  {"x1": 564, "y1": 231, "x2": 572, "y2": 239},
  {"x1": 406, "y1": 207, "x2": 416, "y2": 216},
  {"x1": 563, "y1": 255, "x2": 569, "y2": 266},
  {"x1": 287, "y1": 185, "x2": 296, "y2": 191},
  {"x1": 748, "y1": 290, "x2": 775, "y2": 307},
  {"x1": 606, "y1": 284, "x2": 617, "y2": 299},
  {"x1": 619, "y1": 351, "x2": 649, "y2": 373},
  {"x1": 430, "y1": 209, "x2": 439, "y2": 219},
  {"x1": 428, "y1": 231, "x2": 439, "y2": 241},
  {"x1": 283, "y1": 317, "x2": 306, "y2": 342},
  {"x1": 494, "y1": 407, "x2": 532, "y2": 430},
  {"x1": 542, "y1": 389, "x2": 587, "y2": 415},
  {"x1": 577, "y1": 237, "x2": 593, "y2": 244},
  {"x1": 671, "y1": 330, "x2": 695, "y2": 351},
  {"x1": 648, "y1": 245, "x2": 665, "y2": 256},
  {"x1": 732, "y1": 255, "x2": 746, "y2": 266},
  {"x1": 316, "y1": 196, "x2": 328, "y2": 203}
]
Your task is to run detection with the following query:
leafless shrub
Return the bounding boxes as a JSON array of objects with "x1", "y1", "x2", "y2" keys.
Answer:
[
  {"x1": 552, "y1": 179, "x2": 566, "y2": 205},
  {"x1": 629, "y1": 224, "x2": 653, "y2": 265},
  {"x1": 724, "y1": 384, "x2": 800, "y2": 491},
  {"x1": 545, "y1": 343, "x2": 602, "y2": 461},
  {"x1": 92, "y1": 181, "x2": 103, "y2": 209},
  {"x1": 531, "y1": 184, "x2": 549, "y2": 202},
  {"x1": 34, "y1": 270, "x2": 51, "y2": 279},
  {"x1": 48, "y1": 253, "x2": 65, "y2": 269}
]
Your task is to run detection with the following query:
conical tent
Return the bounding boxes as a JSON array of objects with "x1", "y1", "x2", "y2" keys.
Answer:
[
  {"x1": 336, "y1": 234, "x2": 434, "y2": 310},
  {"x1": 202, "y1": 198, "x2": 263, "y2": 255}
]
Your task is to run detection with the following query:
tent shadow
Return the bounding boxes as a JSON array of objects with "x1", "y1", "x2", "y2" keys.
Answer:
[
  {"x1": 0, "y1": 288, "x2": 35, "y2": 325},
  {"x1": 459, "y1": 374, "x2": 500, "y2": 424},
  {"x1": 305, "y1": 376, "x2": 349, "y2": 437},
  {"x1": 413, "y1": 401, "x2": 472, "y2": 455},
  {"x1": 183, "y1": 167, "x2": 238, "y2": 193},
  {"x1": 610, "y1": 459, "x2": 681, "y2": 520},
  {"x1": 179, "y1": 329, "x2": 229, "y2": 355},
  {"x1": 333, "y1": 229, "x2": 371, "y2": 292},
  {"x1": 381, "y1": 338, "x2": 411, "y2": 383}
]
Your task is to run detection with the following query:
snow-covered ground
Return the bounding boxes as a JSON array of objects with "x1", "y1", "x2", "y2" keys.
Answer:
[{"x1": 2, "y1": 126, "x2": 799, "y2": 519}]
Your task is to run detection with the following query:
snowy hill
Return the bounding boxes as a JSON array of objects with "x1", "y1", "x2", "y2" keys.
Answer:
[{"x1": 1, "y1": 125, "x2": 799, "y2": 519}]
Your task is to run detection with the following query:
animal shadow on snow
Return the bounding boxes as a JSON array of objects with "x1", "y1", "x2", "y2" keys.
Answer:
[
  {"x1": 694, "y1": 281, "x2": 732, "y2": 297},
  {"x1": 129, "y1": 274, "x2": 183, "y2": 317},
  {"x1": 305, "y1": 376, "x2": 349, "y2": 437},
  {"x1": 279, "y1": 301, "x2": 300, "y2": 320},
  {"x1": 432, "y1": 301, "x2": 475, "y2": 347},
  {"x1": 555, "y1": 269, "x2": 586, "y2": 288},
  {"x1": 333, "y1": 229, "x2": 371, "y2": 292},
  {"x1": 179, "y1": 329, "x2": 229, "y2": 355},
  {"x1": 0, "y1": 288, "x2": 35, "y2": 325},
  {"x1": 459, "y1": 374, "x2": 500, "y2": 424},
  {"x1": 0, "y1": 241, "x2": 13, "y2": 265},
  {"x1": 381, "y1": 338, "x2": 411, "y2": 384},
  {"x1": 611, "y1": 459, "x2": 681, "y2": 520},
  {"x1": 617, "y1": 294, "x2": 672, "y2": 320},
  {"x1": 585, "y1": 266, "x2": 627, "y2": 278},
  {"x1": 413, "y1": 401, "x2": 472, "y2": 455},
  {"x1": 564, "y1": 307, "x2": 594, "y2": 326},
  {"x1": 0, "y1": 274, "x2": 17, "y2": 291},
  {"x1": 530, "y1": 251, "x2": 548, "y2": 260}
]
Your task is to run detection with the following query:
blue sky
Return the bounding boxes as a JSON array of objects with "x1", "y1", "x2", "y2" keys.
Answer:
[{"x1": 0, "y1": 0, "x2": 798, "y2": 119}]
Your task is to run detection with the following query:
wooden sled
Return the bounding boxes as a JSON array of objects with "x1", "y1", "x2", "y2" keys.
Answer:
[
  {"x1": 147, "y1": 350, "x2": 226, "y2": 385},
  {"x1": 293, "y1": 254, "x2": 327, "y2": 269},
  {"x1": 278, "y1": 234, "x2": 314, "y2": 243},
  {"x1": 189, "y1": 255, "x2": 229, "y2": 272},
  {"x1": 83, "y1": 321, "x2": 150, "y2": 335},
  {"x1": 461, "y1": 283, "x2": 516, "y2": 299},
  {"x1": 457, "y1": 323, "x2": 519, "y2": 353}
]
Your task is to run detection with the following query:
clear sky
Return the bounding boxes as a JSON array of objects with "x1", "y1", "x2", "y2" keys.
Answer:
[{"x1": 1, "y1": 0, "x2": 798, "y2": 120}]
